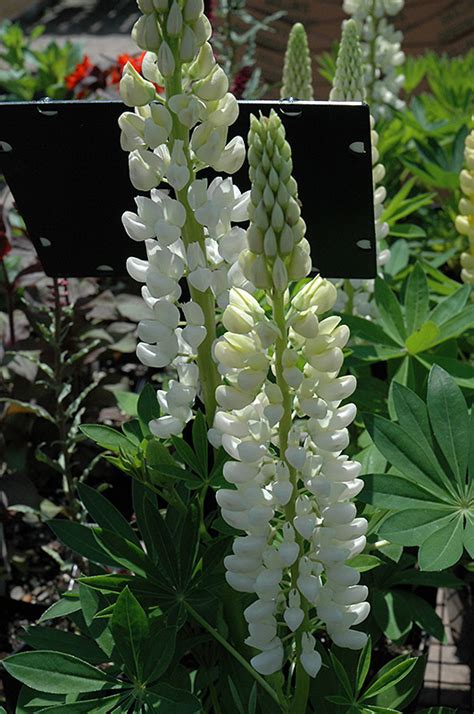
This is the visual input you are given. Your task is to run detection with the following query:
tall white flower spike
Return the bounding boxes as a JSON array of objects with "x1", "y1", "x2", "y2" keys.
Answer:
[
  {"x1": 213, "y1": 110, "x2": 369, "y2": 678},
  {"x1": 120, "y1": 0, "x2": 250, "y2": 434}
]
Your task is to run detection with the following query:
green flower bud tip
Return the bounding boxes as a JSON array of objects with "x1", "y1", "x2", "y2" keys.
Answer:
[
  {"x1": 244, "y1": 110, "x2": 311, "y2": 290},
  {"x1": 330, "y1": 19, "x2": 366, "y2": 102},
  {"x1": 281, "y1": 23, "x2": 314, "y2": 101}
]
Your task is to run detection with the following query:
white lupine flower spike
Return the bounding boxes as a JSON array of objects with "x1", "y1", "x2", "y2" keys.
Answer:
[
  {"x1": 214, "y1": 110, "x2": 369, "y2": 681},
  {"x1": 120, "y1": 0, "x2": 251, "y2": 435}
]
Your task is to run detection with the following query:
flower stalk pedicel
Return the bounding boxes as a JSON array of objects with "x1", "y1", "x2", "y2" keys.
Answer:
[
  {"x1": 212, "y1": 111, "x2": 368, "y2": 698},
  {"x1": 120, "y1": 0, "x2": 251, "y2": 433}
]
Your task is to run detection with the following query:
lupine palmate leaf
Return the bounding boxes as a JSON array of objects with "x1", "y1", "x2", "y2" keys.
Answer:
[{"x1": 365, "y1": 366, "x2": 473, "y2": 570}]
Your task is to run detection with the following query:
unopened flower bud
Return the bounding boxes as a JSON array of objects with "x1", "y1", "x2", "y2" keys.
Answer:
[
  {"x1": 157, "y1": 40, "x2": 175, "y2": 77},
  {"x1": 120, "y1": 62, "x2": 157, "y2": 107},
  {"x1": 132, "y1": 14, "x2": 161, "y2": 51},
  {"x1": 167, "y1": 1, "x2": 183, "y2": 36}
]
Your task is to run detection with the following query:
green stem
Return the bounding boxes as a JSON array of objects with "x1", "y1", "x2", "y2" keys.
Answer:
[
  {"x1": 366, "y1": 0, "x2": 380, "y2": 107},
  {"x1": 272, "y1": 290, "x2": 310, "y2": 714},
  {"x1": 184, "y1": 601, "x2": 287, "y2": 711},
  {"x1": 344, "y1": 279, "x2": 354, "y2": 315}
]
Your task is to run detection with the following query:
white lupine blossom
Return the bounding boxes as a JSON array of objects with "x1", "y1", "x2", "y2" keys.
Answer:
[
  {"x1": 456, "y1": 119, "x2": 474, "y2": 285},
  {"x1": 212, "y1": 111, "x2": 368, "y2": 679},
  {"x1": 343, "y1": 0, "x2": 405, "y2": 120},
  {"x1": 120, "y1": 0, "x2": 251, "y2": 434},
  {"x1": 330, "y1": 20, "x2": 389, "y2": 319}
]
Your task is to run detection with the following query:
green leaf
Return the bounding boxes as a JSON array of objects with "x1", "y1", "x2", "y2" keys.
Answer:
[
  {"x1": 427, "y1": 365, "x2": 469, "y2": 487},
  {"x1": 389, "y1": 224, "x2": 426, "y2": 239},
  {"x1": 356, "y1": 636, "x2": 372, "y2": 694},
  {"x1": 372, "y1": 591, "x2": 412, "y2": 641},
  {"x1": 363, "y1": 414, "x2": 451, "y2": 499},
  {"x1": 391, "y1": 382, "x2": 433, "y2": 449},
  {"x1": 91, "y1": 528, "x2": 157, "y2": 582},
  {"x1": 463, "y1": 512, "x2": 474, "y2": 559},
  {"x1": 396, "y1": 592, "x2": 445, "y2": 643},
  {"x1": 350, "y1": 555, "x2": 382, "y2": 572},
  {"x1": 192, "y1": 412, "x2": 208, "y2": 476},
  {"x1": 172, "y1": 436, "x2": 204, "y2": 478},
  {"x1": 361, "y1": 658, "x2": 417, "y2": 701},
  {"x1": 80, "y1": 425, "x2": 135, "y2": 454},
  {"x1": 39, "y1": 596, "x2": 81, "y2": 622},
  {"x1": 228, "y1": 677, "x2": 245, "y2": 714},
  {"x1": 48, "y1": 521, "x2": 120, "y2": 567},
  {"x1": 360, "y1": 473, "x2": 441, "y2": 510},
  {"x1": 77, "y1": 483, "x2": 141, "y2": 548},
  {"x1": 147, "y1": 683, "x2": 201, "y2": 713},
  {"x1": 343, "y1": 315, "x2": 399, "y2": 348},
  {"x1": 330, "y1": 651, "x2": 354, "y2": 699},
  {"x1": 429, "y1": 285, "x2": 470, "y2": 326},
  {"x1": 2, "y1": 651, "x2": 118, "y2": 694},
  {"x1": 405, "y1": 321, "x2": 439, "y2": 355},
  {"x1": 143, "y1": 623, "x2": 176, "y2": 683},
  {"x1": 380, "y1": 509, "x2": 455, "y2": 547},
  {"x1": 404, "y1": 263, "x2": 429, "y2": 334},
  {"x1": 37, "y1": 694, "x2": 123, "y2": 713},
  {"x1": 79, "y1": 585, "x2": 115, "y2": 658},
  {"x1": 432, "y1": 305, "x2": 474, "y2": 345},
  {"x1": 137, "y1": 383, "x2": 160, "y2": 435},
  {"x1": 418, "y1": 516, "x2": 464, "y2": 571},
  {"x1": 21, "y1": 627, "x2": 106, "y2": 665},
  {"x1": 374, "y1": 277, "x2": 406, "y2": 345},
  {"x1": 115, "y1": 391, "x2": 139, "y2": 417},
  {"x1": 141, "y1": 498, "x2": 181, "y2": 588},
  {"x1": 132, "y1": 480, "x2": 159, "y2": 563},
  {"x1": 415, "y1": 354, "x2": 474, "y2": 390},
  {"x1": 111, "y1": 586, "x2": 149, "y2": 680}
]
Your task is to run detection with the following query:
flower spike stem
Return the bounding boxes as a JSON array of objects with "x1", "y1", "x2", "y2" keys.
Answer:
[{"x1": 184, "y1": 601, "x2": 288, "y2": 711}]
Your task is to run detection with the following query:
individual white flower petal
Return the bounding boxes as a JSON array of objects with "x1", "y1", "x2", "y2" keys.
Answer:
[
  {"x1": 250, "y1": 640, "x2": 283, "y2": 675},
  {"x1": 149, "y1": 415, "x2": 184, "y2": 438}
]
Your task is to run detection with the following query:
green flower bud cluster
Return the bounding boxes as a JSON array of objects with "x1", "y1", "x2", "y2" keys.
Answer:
[
  {"x1": 329, "y1": 20, "x2": 365, "y2": 102},
  {"x1": 240, "y1": 110, "x2": 312, "y2": 292},
  {"x1": 281, "y1": 23, "x2": 314, "y2": 101}
]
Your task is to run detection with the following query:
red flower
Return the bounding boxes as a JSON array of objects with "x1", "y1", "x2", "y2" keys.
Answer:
[
  {"x1": 65, "y1": 55, "x2": 93, "y2": 91},
  {"x1": 109, "y1": 52, "x2": 146, "y2": 85}
]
